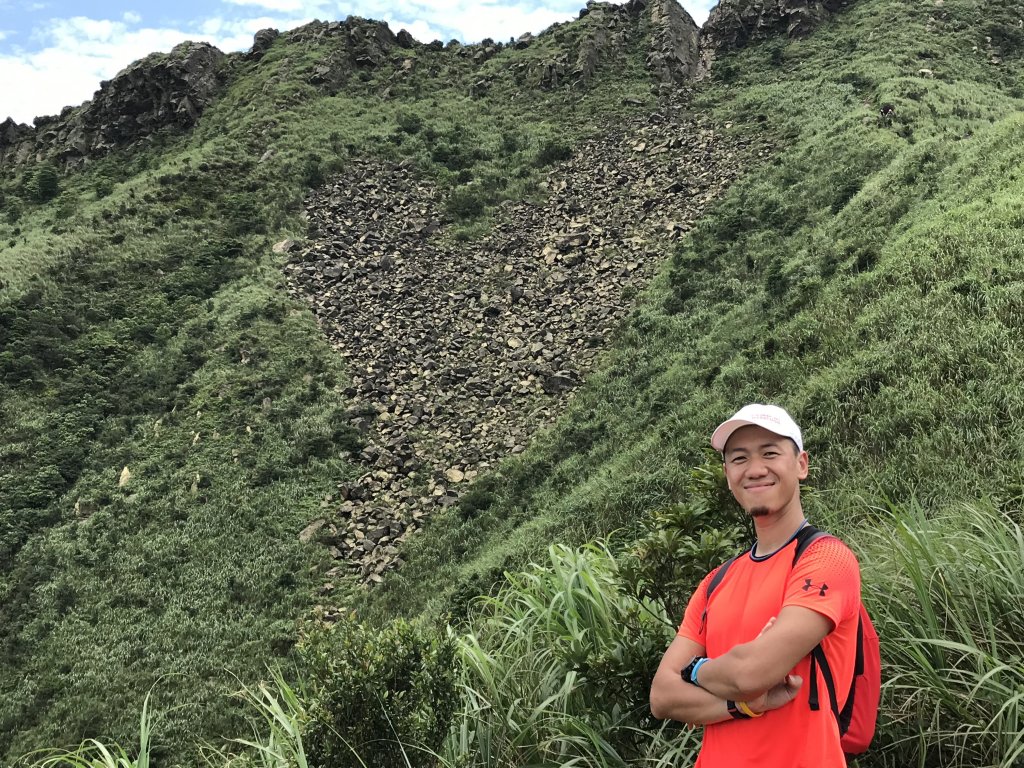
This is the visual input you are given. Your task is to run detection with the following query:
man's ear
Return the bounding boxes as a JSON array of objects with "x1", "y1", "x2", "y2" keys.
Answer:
[{"x1": 797, "y1": 451, "x2": 809, "y2": 480}]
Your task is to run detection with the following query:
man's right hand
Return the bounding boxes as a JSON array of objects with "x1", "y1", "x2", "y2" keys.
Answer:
[
  {"x1": 744, "y1": 616, "x2": 803, "y2": 714},
  {"x1": 747, "y1": 673, "x2": 803, "y2": 714}
]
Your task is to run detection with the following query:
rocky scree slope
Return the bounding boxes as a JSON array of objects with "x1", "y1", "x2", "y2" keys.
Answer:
[{"x1": 284, "y1": 101, "x2": 771, "y2": 593}]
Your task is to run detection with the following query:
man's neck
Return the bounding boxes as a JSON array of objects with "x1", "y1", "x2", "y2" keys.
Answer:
[{"x1": 752, "y1": 506, "x2": 806, "y2": 556}]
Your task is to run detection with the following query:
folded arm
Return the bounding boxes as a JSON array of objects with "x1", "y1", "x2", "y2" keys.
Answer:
[
  {"x1": 693, "y1": 604, "x2": 832, "y2": 700},
  {"x1": 650, "y1": 636, "x2": 733, "y2": 725},
  {"x1": 650, "y1": 626, "x2": 804, "y2": 725}
]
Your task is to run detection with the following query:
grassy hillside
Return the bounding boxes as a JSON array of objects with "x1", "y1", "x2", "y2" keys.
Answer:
[
  {"x1": 364, "y1": 0, "x2": 1024, "y2": 622},
  {"x1": 368, "y1": 0, "x2": 1024, "y2": 621},
  {"x1": 0, "y1": 13, "x2": 654, "y2": 765},
  {"x1": 5, "y1": 0, "x2": 1024, "y2": 764}
]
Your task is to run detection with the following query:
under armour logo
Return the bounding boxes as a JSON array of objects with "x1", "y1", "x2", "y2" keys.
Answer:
[{"x1": 802, "y1": 578, "x2": 829, "y2": 597}]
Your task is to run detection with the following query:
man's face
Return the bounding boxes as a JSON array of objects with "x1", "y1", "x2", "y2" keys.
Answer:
[{"x1": 722, "y1": 425, "x2": 809, "y2": 518}]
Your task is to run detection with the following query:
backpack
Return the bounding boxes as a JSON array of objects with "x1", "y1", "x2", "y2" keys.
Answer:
[{"x1": 702, "y1": 525, "x2": 880, "y2": 755}]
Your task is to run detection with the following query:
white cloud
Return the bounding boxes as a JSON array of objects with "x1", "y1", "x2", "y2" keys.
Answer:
[
  {"x1": 344, "y1": 0, "x2": 572, "y2": 43},
  {"x1": 123, "y1": 11, "x2": 142, "y2": 24},
  {"x1": 225, "y1": 0, "x2": 328, "y2": 12},
  {"x1": 1, "y1": 21, "x2": 195, "y2": 123}
]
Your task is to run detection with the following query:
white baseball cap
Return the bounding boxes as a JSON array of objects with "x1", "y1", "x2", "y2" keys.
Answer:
[{"x1": 711, "y1": 403, "x2": 803, "y2": 452}]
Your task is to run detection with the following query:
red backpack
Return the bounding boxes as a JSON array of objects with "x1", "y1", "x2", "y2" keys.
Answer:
[{"x1": 704, "y1": 525, "x2": 880, "y2": 755}]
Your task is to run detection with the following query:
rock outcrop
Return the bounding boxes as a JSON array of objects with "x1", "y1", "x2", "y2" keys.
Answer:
[
  {"x1": 285, "y1": 99, "x2": 771, "y2": 587},
  {"x1": 0, "y1": 0, "x2": 854, "y2": 169},
  {"x1": 248, "y1": 28, "x2": 280, "y2": 61},
  {"x1": 0, "y1": 41, "x2": 226, "y2": 168},
  {"x1": 645, "y1": 0, "x2": 702, "y2": 84},
  {"x1": 697, "y1": 0, "x2": 849, "y2": 75},
  {"x1": 497, "y1": 0, "x2": 701, "y2": 91}
]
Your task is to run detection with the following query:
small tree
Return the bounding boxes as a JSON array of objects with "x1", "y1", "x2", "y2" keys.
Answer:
[{"x1": 33, "y1": 165, "x2": 59, "y2": 202}]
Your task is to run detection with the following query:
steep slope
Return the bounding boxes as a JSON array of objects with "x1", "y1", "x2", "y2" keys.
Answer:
[
  {"x1": 5, "y1": 0, "x2": 1024, "y2": 761},
  {"x1": 0, "y1": 2, "x2": 709, "y2": 763},
  {"x1": 364, "y1": 0, "x2": 1024, "y2": 625}
]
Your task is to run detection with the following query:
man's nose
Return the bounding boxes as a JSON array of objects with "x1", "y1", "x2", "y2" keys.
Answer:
[{"x1": 746, "y1": 457, "x2": 769, "y2": 476}]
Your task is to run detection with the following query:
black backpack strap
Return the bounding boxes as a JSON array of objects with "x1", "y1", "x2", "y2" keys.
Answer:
[
  {"x1": 700, "y1": 554, "x2": 740, "y2": 633},
  {"x1": 836, "y1": 612, "x2": 865, "y2": 735},
  {"x1": 809, "y1": 645, "x2": 841, "y2": 720},
  {"x1": 794, "y1": 524, "x2": 850, "y2": 730},
  {"x1": 706, "y1": 555, "x2": 739, "y2": 599},
  {"x1": 793, "y1": 524, "x2": 827, "y2": 563}
]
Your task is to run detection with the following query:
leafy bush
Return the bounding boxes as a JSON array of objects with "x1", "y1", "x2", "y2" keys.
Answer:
[
  {"x1": 444, "y1": 542, "x2": 698, "y2": 767},
  {"x1": 534, "y1": 137, "x2": 571, "y2": 166},
  {"x1": 446, "y1": 183, "x2": 487, "y2": 219},
  {"x1": 299, "y1": 618, "x2": 459, "y2": 768},
  {"x1": 618, "y1": 457, "x2": 747, "y2": 624},
  {"x1": 32, "y1": 165, "x2": 59, "y2": 203},
  {"x1": 395, "y1": 109, "x2": 424, "y2": 135}
]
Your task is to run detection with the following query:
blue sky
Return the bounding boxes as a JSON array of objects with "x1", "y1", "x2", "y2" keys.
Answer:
[{"x1": 0, "y1": 0, "x2": 716, "y2": 124}]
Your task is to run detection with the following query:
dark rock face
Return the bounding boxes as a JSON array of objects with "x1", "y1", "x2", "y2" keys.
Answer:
[
  {"x1": 285, "y1": 98, "x2": 772, "y2": 585},
  {"x1": 645, "y1": 0, "x2": 702, "y2": 84},
  {"x1": 83, "y1": 42, "x2": 225, "y2": 143},
  {"x1": 249, "y1": 28, "x2": 280, "y2": 60},
  {"x1": 496, "y1": 0, "x2": 700, "y2": 91},
  {"x1": 1, "y1": 0, "x2": 837, "y2": 169},
  {"x1": 0, "y1": 41, "x2": 226, "y2": 168},
  {"x1": 698, "y1": 0, "x2": 848, "y2": 75}
]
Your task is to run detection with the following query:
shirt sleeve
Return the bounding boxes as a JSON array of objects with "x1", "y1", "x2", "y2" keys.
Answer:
[
  {"x1": 783, "y1": 536, "x2": 860, "y2": 629},
  {"x1": 676, "y1": 568, "x2": 717, "y2": 645}
]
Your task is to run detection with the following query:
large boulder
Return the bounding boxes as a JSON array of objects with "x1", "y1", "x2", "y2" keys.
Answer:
[{"x1": 249, "y1": 28, "x2": 280, "y2": 60}]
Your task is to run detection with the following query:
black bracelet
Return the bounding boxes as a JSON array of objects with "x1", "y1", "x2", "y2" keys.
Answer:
[
  {"x1": 680, "y1": 656, "x2": 708, "y2": 686},
  {"x1": 727, "y1": 700, "x2": 751, "y2": 720}
]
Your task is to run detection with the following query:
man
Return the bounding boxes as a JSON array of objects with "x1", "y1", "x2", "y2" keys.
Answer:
[{"x1": 650, "y1": 404, "x2": 862, "y2": 767}]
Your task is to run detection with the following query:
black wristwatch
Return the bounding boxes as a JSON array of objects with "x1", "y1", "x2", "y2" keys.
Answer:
[{"x1": 680, "y1": 656, "x2": 708, "y2": 686}]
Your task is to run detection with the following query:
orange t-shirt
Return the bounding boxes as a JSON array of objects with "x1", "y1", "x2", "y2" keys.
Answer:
[{"x1": 677, "y1": 535, "x2": 861, "y2": 768}]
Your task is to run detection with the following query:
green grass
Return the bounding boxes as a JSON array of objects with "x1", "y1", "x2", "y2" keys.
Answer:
[
  {"x1": 26, "y1": 494, "x2": 1024, "y2": 767},
  {"x1": 443, "y1": 542, "x2": 688, "y2": 768},
  {"x1": 854, "y1": 500, "x2": 1024, "y2": 768}
]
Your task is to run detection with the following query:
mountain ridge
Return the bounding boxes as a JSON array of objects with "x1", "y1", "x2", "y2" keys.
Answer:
[{"x1": 0, "y1": 0, "x2": 848, "y2": 169}]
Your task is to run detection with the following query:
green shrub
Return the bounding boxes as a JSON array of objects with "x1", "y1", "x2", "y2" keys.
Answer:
[
  {"x1": 300, "y1": 154, "x2": 327, "y2": 189},
  {"x1": 221, "y1": 193, "x2": 264, "y2": 236},
  {"x1": 618, "y1": 457, "x2": 747, "y2": 624},
  {"x1": 534, "y1": 137, "x2": 571, "y2": 166},
  {"x1": 4, "y1": 201, "x2": 21, "y2": 224},
  {"x1": 395, "y1": 109, "x2": 424, "y2": 135},
  {"x1": 299, "y1": 617, "x2": 460, "y2": 768},
  {"x1": 32, "y1": 165, "x2": 59, "y2": 203},
  {"x1": 444, "y1": 542, "x2": 698, "y2": 767},
  {"x1": 446, "y1": 183, "x2": 486, "y2": 219},
  {"x1": 94, "y1": 179, "x2": 114, "y2": 200}
]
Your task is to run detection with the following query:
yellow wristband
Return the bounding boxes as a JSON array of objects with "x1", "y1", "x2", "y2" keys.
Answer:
[{"x1": 736, "y1": 701, "x2": 764, "y2": 718}]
